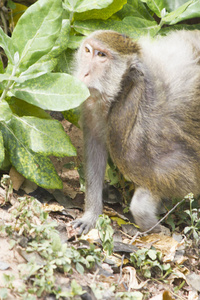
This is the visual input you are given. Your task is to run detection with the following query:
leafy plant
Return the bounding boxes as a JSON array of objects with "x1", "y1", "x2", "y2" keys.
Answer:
[
  {"x1": 130, "y1": 247, "x2": 172, "y2": 279},
  {"x1": 0, "y1": 0, "x2": 89, "y2": 189},
  {"x1": 96, "y1": 214, "x2": 114, "y2": 256},
  {"x1": 1, "y1": 0, "x2": 200, "y2": 189},
  {"x1": 3, "y1": 195, "x2": 102, "y2": 298},
  {"x1": 183, "y1": 193, "x2": 200, "y2": 243}
]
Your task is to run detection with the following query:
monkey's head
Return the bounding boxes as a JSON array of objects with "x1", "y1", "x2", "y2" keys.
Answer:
[{"x1": 75, "y1": 30, "x2": 140, "y2": 97}]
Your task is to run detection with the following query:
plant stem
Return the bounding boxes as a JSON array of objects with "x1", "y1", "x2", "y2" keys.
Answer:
[{"x1": 0, "y1": 64, "x2": 17, "y2": 102}]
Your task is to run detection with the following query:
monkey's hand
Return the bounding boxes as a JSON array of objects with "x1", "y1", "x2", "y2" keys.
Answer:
[{"x1": 72, "y1": 211, "x2": 100, "y2": 235}]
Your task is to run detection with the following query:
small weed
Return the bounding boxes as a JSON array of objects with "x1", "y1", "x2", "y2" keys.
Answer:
[
  {"x1": 130, "y1": 247, "x2": 172, "y2": 279},
  {"x1": 96, "y1": 214, "x2": 114, "y2": 256},
  {"x1": 183, "y1": 193, "x2": 200, "y2": 243},
  {"x1": 2, "y1": 195, "x2": 102, "y2": 298}
]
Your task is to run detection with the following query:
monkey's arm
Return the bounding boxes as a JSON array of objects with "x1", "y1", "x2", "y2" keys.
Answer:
[{"x1": 73, "y1": 130, "x2": 107, "y2": 234}]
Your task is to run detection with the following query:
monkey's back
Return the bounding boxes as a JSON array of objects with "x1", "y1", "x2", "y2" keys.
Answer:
[{"x1": 108, "y1": 30, "x2": 200, "y2": 199}]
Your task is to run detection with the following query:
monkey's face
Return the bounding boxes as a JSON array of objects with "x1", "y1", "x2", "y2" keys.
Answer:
[
  {"x1": 76, "y1": 38, "x2": 112, "y2": 94},
  {"x1": 75, "y1": 31, "x2": 140, "y2": 98}
]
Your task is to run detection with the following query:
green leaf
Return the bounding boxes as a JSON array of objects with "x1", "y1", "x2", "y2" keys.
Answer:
[
  {"x1": 63, "y1": 0, "x2": 113, "y2": 13},
  {"x1": 0, "y1": 27, "x2": 16, "y2": 65},
  {"x1": 116, "y1": 0, "x2": 154, "y2": 21},
  {"x1": 74, "y1": 16, "x2": 160, "y2": 39},
  {"x1": 15, "y1": 116, "x2": 76, "y2": 156},
  {"x1": 0, "y1": 131, "x2": 5, "y2": 165},
  {"x1": 7, "y1": 97, "x2": 51, "y2": 119},
  {"x1": 159, "y1": 24, "x2": 200, "y2": 35},
  {"x1": 0, "y1": 101, "x2": 13, "y2": 122},
  {"x1": 75, "y1": 262, "x2": 84, "y2": 274},
  {"x1": 164, "y1": 0, "x2": 200, "y2": 25},
  {"x1": 0, "y1": 74, "x2": 16, "y2": 83},
  {"x1": 74, "y1": 0, "x2": 127, "y2": 21},
  {"x1": 162, "y1": 0, "x2": 193, "y2": 24},
  {"x1": 1, "y1": 118, "x2": 63, "y2": 189},
  {"x1": 62, "y1": 107, "x2": 80, "y2": 128},
  {"x1": 68, "y1": 36, "x2": 85, "y2": 49},
  {"x1": 0, "y1": 59, "x2": 4, "y2": 74},
  {"x1": 16, "y1": 58, "x2": 58, "y2": 83},
  {"x1": 164, "y1": 0, "x2": 192, "y2": 11},
  {"x1": 140, "y1": 0, "x2": 166, "y2": 18},
  {"x1": 51, "y1": 232, "x2": 62, "y2": 251},
  {"x1": 147, "y1": 249, "x2": 157, "y2": 260},
  {"x1": 11, "y1": 73, "x2": 90, "y2": 111},
  {"x1": 55, "y1": 49, "x2": 74, "y2": 73},
  {"x1": 11, "y1": 0, "x2": 63, "y2": 69},
  {"x1": 47, "y1": 19, "x2": 71, "y2": 58}
]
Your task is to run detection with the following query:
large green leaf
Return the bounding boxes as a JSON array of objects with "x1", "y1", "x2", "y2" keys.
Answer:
[
  {"x1": 0, "y1": 118, "x2": 64, "y2": 189},
  {"x1": 63, "y1": 0, "x2": 113, "y2": 13},
  {"x1": 116, "y1": 0, "x2": 154, "y2": 21},
  {"x1": 140, "y1": 0, "x2": 166, "y2": 18},
  {"x1": 74, "y1": 16, "x2": 160, "y2": 39},
  {"x1": 55, "y1": 50, "x2": 74, "y2": 73},
  {"x1": 16, "y1": 58, "x2": 58, "y2": 83},
  {"x1": 0, "y1": 101, "x2": 13, "y2": 122},
  {"x1": 164, "y1": 0, "x2": 191, "y2": 11},
  {"x1": 74, "y1": 0, "x2": 127, "y2": 21},
  {"x1": 11, "y1": 0, "x2": 63, "y2": 70},
  {"x1": 164, "y1": 0, "x2": 200, "y2": 24},
  {"x1": 7, "y1": 97, "x2": 51, "y2": 119},
  {"x1": 62, "y1": 108, "x2": 80, "y2": 128},
  {"x1": 0, "y1": 27, "x2": 16, "y2": 65},
  {"x1": 162, "y1": 0, "x2": 193, "y2": 24},
  {"x1": 48, "y1": 19, "x2": 71, "y2": 57},
  {"x1": 0, "y1": 131, "x2": 5, "y2": 165},
  {"x1": 159, "y1": 23, "x2": 200, "y2": 35},
  {"x1": 68, "y1": 36, "x2": 85, "y2": 49},
  {"x1": 10, "y1": 73, "x2": 90, "y2": 111},
  {"x1": 12, "y1": 115, "x2": 76, "y2": 157},
  {"x1": 15, "y1": 20, "x2": 71, "y2": 83}
]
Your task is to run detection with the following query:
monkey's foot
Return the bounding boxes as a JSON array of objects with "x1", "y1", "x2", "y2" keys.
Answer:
[{"x1": 72, "y1": 211, "x2": 100, "y2": 235}]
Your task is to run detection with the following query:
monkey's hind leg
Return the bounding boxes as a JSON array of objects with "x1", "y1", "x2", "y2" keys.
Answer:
[{"x1": 130, "y1": 187, "x2": 161, "y2": 233}]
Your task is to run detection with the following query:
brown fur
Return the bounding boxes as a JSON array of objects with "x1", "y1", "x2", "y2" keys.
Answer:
[{"x1": 73, "y1": 30, "x2": 200, "y2": 234}]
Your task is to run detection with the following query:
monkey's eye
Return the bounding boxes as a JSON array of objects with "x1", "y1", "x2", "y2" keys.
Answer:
[
  {"x1": 94, "y1": 50, "x2": 106, "y2": 57},
  {"x1": 85, "y1": 46, "x2": 90, "y2": 53}
]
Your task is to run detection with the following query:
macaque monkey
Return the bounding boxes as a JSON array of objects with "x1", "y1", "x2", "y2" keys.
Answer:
[{"x1": 73, "y1": 29, "x2": 200, "y2": 234}]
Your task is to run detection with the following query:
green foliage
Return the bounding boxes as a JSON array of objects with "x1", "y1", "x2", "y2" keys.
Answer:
[
  {"x1": 164, "y1": 193, "x2": 200, "y2": 243},
  {"x1": 130, "y1": 248, "x2": 172, "y2": 279},
  {"x1": 116, "y1": 291, "x2": 143, "y2": 300},
  {"x1": 183, "y1": 193, "x2": 200, "y2": 244},
  {"x1": 1, "y1": 0, "x2": 200, "y2": 191},
  {"x1": 3, "y1": 195, "x2": 102, "y2": 298},
  {"x1": 0, "y1": 0, "x2": 89, "y2": 189},
  {"x1": 96, "y1": 214, "x2": 114, "y2": 255}
]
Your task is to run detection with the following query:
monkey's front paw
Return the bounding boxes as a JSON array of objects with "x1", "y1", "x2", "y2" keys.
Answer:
[{"x1": 72, "y1": 212, "x2": 99, "y2": 235}]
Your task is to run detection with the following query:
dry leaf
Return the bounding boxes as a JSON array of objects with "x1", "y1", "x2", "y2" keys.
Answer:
[
  {"x1": 9, "y1": 167, "x2": 25, "y2": 191},
  {"x1": 121, "y1": 266, "x2": 148, "y2": 291},
  {"x1": 163, "y1": 291, "x2": 175, "y2": 300},
  {"x1": 41, "y1": 203, "x2": 64, "y2": 212},
  {"x1": 186, "y1": 272, "x2": 200, "y2": 292},
  {"x1": 134, "y1": 233, "x2": 180, "y2": 262}
]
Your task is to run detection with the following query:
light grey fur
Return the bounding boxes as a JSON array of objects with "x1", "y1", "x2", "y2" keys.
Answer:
[{"x1": 73, "y1": 30, "x2": 200, "y2": 234}]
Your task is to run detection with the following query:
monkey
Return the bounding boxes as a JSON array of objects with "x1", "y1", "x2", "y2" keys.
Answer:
[{"x1": 72, "y1": 29, "x2": 200, "y2": 234}]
